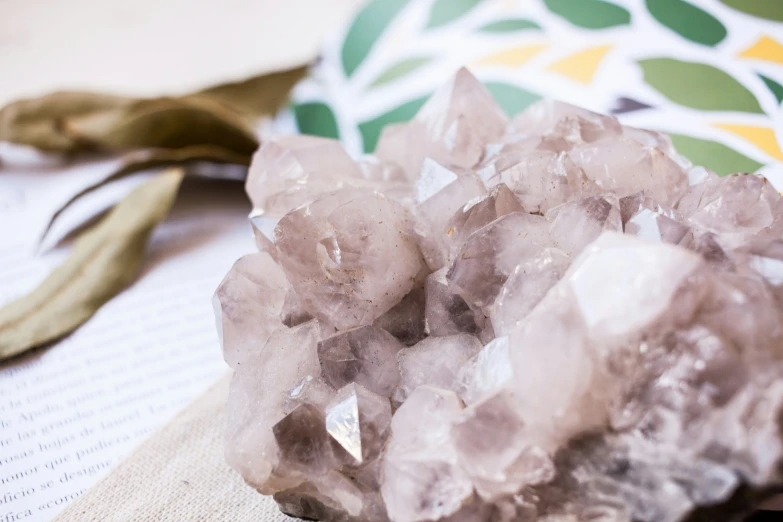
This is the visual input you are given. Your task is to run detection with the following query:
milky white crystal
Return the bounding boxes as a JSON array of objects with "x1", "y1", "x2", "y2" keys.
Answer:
[
  {"x1": 246, "y1": 135, "x2": 363, "y2": 218},
  {"x1": 274, "y1": 188, "x2": 424, "y2": 330},
  {"x1": 218, "y1": 68, "x2": 783, "y2": 522}
]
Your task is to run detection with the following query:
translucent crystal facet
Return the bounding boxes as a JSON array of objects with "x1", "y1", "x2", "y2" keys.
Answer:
[
  {"x1": 317, "y1": 325, "x2": 403, "y2": 398},
  {"x1": 219, "y1": 68, "x2": 783, "y2": 522},
  {"x1": 246, "y1": 135, "x2": 363, "y2": 218},
  {"x1": 424, "y1": 268, "x2": 482, "y2": 337},
  {"x1": 452, "y1": 391, "x2": 554, "y2": 500},
  {"x1": 621, "y1": 193, "x2": 690, "y2": 244},
  {"x1": 512, "y1": 99, "x2": 622, "y2": 145},
  {"x1": 273, "y1": 403, "x2": 335, "y2": 476},
  {"x1": 681, "y1": 173, "x2": 783, "y2": 249},
  {"x1": 374, "y1": 287, "x2": 427, "y2": 347},
  {"x1": 547, "y1": 193, "x2": 622, "y2": 257},
  {"x1": 325, "y1": 383, "x2": 392, "y2": 466},
  {"x1": 376, "y1": 67, "x2": 508, "y2": 178},
  {"x1": 448, "y1": 212, "x2": 553, "y2": 308},
  {"x1": 380, "y1": 387, "x2": 473, "y2": 522},
  {"x1": 415, "y1": 166, "x2": 486, "y2": 270},
  {"x1": 213, "y1": 252, "x2": 288, "y2": 369},
  {"x1": 275, "y1": 188, "x2": 424, "y2": 330},
  {"x1": 395, "y1": 334, "x2": 482, "y2": 404},
  {"x1": 224, "y1": 320, "x2": 324, "y2": 491},
  {"x1": 490, "y1": 248, "x2": 570, "y2": 335}
]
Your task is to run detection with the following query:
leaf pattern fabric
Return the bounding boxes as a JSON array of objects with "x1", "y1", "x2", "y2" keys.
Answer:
[
  {"x1": 719, "y1": 0, "x2": 783, "y2": 22},
  {"x1": 284, "y1": 0, "x2": 783, "y2": 180},
  {"x1": 294, "y1": 102, "x2": 340, "y2": 140},
  {"x1": 427, "y1": 0, "x2": 482, "y2": 28},
  {"x1": 543, "y1": 0, "x2": 631, "y2": 29},
  {"x1": 645, "y1": 0, "x2": 726, "y2": 46},
  {"x1": 370, "y1": 57, "x2": 432, "y2": 87},
  {"x1": 638, "y1": 58, "x2": 764, "y2": 113},
  {"x1": 341, "y1": 0, "x2": 409, "y2": 77},
  {"x1": 479, "y1": 19, "x2": 541, "y2": 33}
]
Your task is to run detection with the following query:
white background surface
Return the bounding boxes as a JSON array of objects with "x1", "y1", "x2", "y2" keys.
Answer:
[{"x1": 0, "y1": 0, "x2": 363, "y2": 105}]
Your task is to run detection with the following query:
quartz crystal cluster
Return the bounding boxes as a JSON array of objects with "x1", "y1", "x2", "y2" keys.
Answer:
[{"x1": 214, "y1": 68, "x2": 783, "y2": 522}]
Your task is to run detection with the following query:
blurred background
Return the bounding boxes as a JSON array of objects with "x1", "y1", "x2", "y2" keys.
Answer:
[{"x1": 0, "y1": 0, "x2": 363, "y2": 104}]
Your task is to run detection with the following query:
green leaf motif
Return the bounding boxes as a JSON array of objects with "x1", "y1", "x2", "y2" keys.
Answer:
[
  {"x1": 427, "y1": 0, "x2": 482, "y2": 28},
  {"x1": 370, "y1": 57, "x2": 432, "y2": 88},
  {"x1": 639, "y1": 58, "x2": 764, "y2": 113},
  {"x1": 645, "y1": 0, "x2": 726, "y2": 46},
  {"x1": 358, "y1": 96, "x2": 429, "y2": 153},
  {"x1": 759, "y1": 74, "x2": 783, "y2": 105},
  {"x1": 484, "y1": 83, "x2": 541, "y2": 117},
  {"x1": 294, "y1": 102, "x2": 340, "y2": 139},
  {"x1": 669, "y1": 134, "x2": 763, "y2": 176},
  {"x1": 543, "y1": 0, "x2": 630, "y2": 29},
  {"x1": 342, "y1": 0, "x2": 409, "y2": 77},
  {"x1": 719, "y1": 0, "x2": 783, "y2": 22},
  {"x1": 479, "y1": 18, "x2": 541, "y2": 33}
]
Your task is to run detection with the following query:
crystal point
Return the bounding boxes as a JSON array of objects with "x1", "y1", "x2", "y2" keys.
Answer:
[
  {"x1": 325, "y1": 383, "x2": 392, "y2": 466},
  {"x1": 377, "y1": 68, "x2": 508, "y2": 178},
  {"x1": 452, "y1": 391, "x2": 554, "y2": 499},
  {"x1": 275, "y1": 188, "x2": 424, "y2": 330},
  {"x1": 374, "y1": 287, "x2": 427, "y2": 346},
  {"x1": 448, "y1": 211, "x2": 554, "y2": 308},
  {"x1": 317, "y1": 325, "x2": 403, "y2": 398},
  {"x1": 425, "y1": 267, "x2": 482, "y2": 337},
  {"x1": 213, "y1": 252, "x2": 288, "y2": 369},
  {"x1": 380, "y1": 386, "x2": 473, "y2": 522},
  {"x1": 395, "y1": 333, "x2": 482, "y2": 404},
  {"x1": 246, "y1": 135, "x2": 363, "y2": 218},
  {"x1": 273, "y1": 403, "x2": 335, "y2": 476},
  {"x1": 548, "y1": 193, "x2": 622, "y2": 257}
]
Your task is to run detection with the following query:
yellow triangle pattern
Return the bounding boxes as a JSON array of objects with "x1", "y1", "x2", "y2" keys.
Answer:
[
  {"x1": 547, "y1": 45, "x2": 613, "y2": 84},
  {"x1": 473, "y1": 44, "x2": 548, "y2": 68},
  {"x1": 713, "y1": 123, "x2": 783, "y2": 161},
  {"x1": 738, "y1": 36, "x2": 783, "y2": 66}
]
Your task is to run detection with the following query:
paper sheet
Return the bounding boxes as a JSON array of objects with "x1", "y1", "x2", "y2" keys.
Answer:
[
  {"x1": 0, "y1": 0, "x2": 363, "y2": 106},
  {"x1": 0, "y1": 150, "x2": 252, "y2": 521}
]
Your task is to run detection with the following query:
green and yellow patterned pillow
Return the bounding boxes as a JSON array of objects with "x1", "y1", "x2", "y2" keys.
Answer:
[{"x1": 281, "y1": 0, "x2": 783, "y2": 180}]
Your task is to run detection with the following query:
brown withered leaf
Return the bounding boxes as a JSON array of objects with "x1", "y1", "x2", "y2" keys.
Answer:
[
  {"x1": 190, "y1": 65, "x2": 308, "y2": 124},
  {"x1": 0, "y1": 66, "x2": 306, "y2": 156},
  {"x1": 0, "y1": 168, "x2": 185, "y2": 360},
  {"x1": 38, "y1": 145, "x2": 250, "y2": 246},
  {"x1": 0, "y1": 91, "x2": 134, "y2": 153},
  {"x1": 63, "y1": 96, "x2": 259, "y2": 156}
]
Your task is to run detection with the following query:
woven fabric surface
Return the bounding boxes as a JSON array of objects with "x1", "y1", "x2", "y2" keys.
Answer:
[{"x1": 52, "y1": 372, "x2": 290, "y2": 522}]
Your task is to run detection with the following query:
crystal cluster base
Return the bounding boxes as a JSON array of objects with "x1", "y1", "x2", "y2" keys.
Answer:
[{"x1": 215, "y1": 68, "x2": 783, "y2": 522}]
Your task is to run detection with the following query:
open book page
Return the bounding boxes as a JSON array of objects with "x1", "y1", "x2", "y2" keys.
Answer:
[{"x1": 0, "y1": 153, "x2": 251, "y2": 521}]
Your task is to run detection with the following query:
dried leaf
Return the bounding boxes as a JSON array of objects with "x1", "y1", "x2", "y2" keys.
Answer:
[
  {"x1": 0, "y1": 91, "x2": 134, "y2": 153},
  {"x1": 191, "y1": 65, "x2": 308, "y2": 124},
  {"x1": 64, "y1": 97, "x2": 259, "y2": 156},
  {"x1": 0, "y1": 66, "x2": 306, "y2": 156},
  {"x1": 39, "y1": 145, "x2": 250, "y2": 245},
  {"x1": 0, "y1": 168, "x2": 185, "y2": 360}
]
